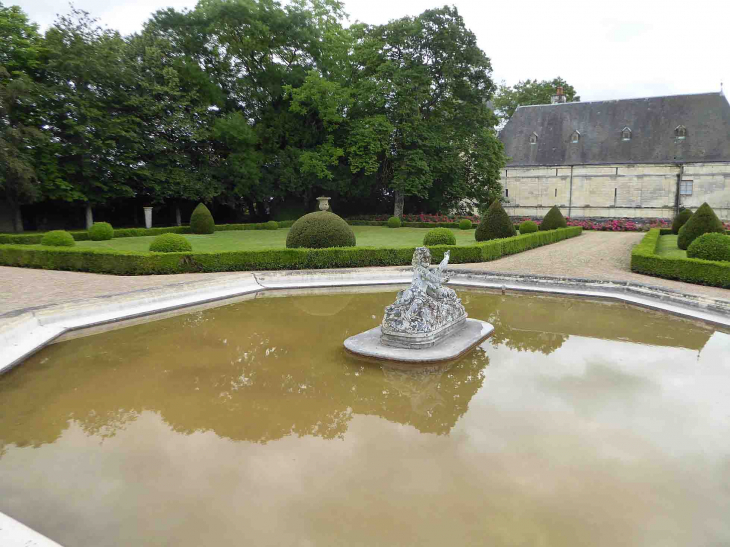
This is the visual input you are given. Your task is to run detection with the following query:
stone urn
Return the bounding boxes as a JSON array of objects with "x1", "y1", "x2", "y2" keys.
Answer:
[{"x1": 316, "y1": 196, "x2": 331, "y2": 212}]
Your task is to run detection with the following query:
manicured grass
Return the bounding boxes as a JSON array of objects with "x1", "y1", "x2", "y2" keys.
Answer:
[
  {"x1": 655, "y1": 235, "x2": 687, "y2": 259},
  {"x1": 75, "y1": 226, "x2": 480, "y2": 252}
]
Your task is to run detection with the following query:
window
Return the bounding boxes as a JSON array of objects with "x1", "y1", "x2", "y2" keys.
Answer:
[
  {"x1": 554, "y1": 188, "x2": 557, "y2": 197},
  {"x1": 680, "y1": 180, "x2": 693, "y2": 195},
  {"x1": 505, "y1": 188, "x2": 509, "y2": 198},
  {"x1": 529, "y1": 132, "x2": 538, "y2": 145},
  {"x1": 621, "y1": 127, "x2": 632, "y2": 141},
  {"x1": 571, "y1": 130, "x2": 580, "y2": 144},
  {"x1": 675, "y1": 125, "x2": 687, "y2": 140}
]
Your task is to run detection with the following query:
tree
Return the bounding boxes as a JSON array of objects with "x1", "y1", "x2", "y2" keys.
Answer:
[{"x1": 494, "y1": 77, "x2": 580, "y2": 123}]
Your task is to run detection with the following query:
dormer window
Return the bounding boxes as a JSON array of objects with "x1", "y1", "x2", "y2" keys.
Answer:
[
  {"x1": 621, "y1": 127, "x2": 632, "y2": 141},
  {"x1": 571, "y1": 130, "x2": 580, "y2": 144},
  {"x1": 529, "y1": 132, "x2": 538, "y2": 145},
  {"x1": 675, "y1": 125, "x2": 687, "y2": 140}
]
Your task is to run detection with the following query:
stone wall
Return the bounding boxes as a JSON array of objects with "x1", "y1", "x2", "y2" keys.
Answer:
[{"x1": 501, "y1": 162, "x2": 730, "y2": 220}]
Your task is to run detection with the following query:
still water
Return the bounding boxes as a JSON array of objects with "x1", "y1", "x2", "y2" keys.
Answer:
[{"x1": 1, "y1": 289, "x2": 729, "y2": 546}]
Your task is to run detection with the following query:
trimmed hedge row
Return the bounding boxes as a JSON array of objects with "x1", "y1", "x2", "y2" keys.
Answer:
[
  {"x1": 0, "y1": 227, "x2": 582, "y2": 275},
  {"x1": 630, "y1": 229, "x2": 730, "y2": 288}
]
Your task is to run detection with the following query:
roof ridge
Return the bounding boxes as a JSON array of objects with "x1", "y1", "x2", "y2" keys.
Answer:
[{"x1": 515, "y1": 91, "x2": 723, "y2": 110}]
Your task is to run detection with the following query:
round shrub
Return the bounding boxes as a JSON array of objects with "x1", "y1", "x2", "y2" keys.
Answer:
[
  {"x1": 687, "y1": 233, "x2": 730, "y2": 262},
  {"x1": 88, "y1": 221, "x2": 114, "y2": 241},
  {"x1": 519, "y1": 220, "x2": 538, "y2": 234},
  {"x1": 677, "y1": 202, "x2": 724, "y2": 250},
  {"x1": 190, "y1": 203, "x2": 215, "y2": 234},
  {"x1": 539, "y1": 206, "x2": 567, "y2": 231},
  {"x1": 475, "y1": 200, "x2": 516, "y2": 241},
  {"x1": 671, "y1": 208, "x2": 693, "y2": 234},
  {"x1": 40, "y1": 230, "x2": 75, "y2": 247},
  {"x1": 149, "y1": 233, "x2": 192, "y2": 253},
  {"x1": 387, "y1": 216, "x2": 401, "y2": 228},
  {"x1": 286, "y1": 211, "x2": 356, "y2": 249},
  {"x1": 264, "y1": 220, "x2": 278, "y2": 230},
  {"x1": 423, "y1": 228, "x2": 456, "y2": 246},
  {"x1": 458, "y1": 219, "x2": 472, "y2": 230}
]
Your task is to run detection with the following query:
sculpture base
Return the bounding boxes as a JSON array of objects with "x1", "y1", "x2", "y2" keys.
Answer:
[
  {"x1": 344, "y1": 319, "x2": 494, "y2": 364},
  {"x1": 381, "y1": 316, "x2": 467, "y2": 349}
]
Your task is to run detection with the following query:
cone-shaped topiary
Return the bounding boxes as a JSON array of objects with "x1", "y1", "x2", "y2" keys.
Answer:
[
  {"x1": 88, "y1": 221, "x2": 114, "y2": 241},
  {"x1": 286, "y1": 211, "x2": 356, "y2": 248},
  {"x1": 387, "y1": 216, "x2": 401, "y2": 228},
  {"x1": 475, "y1": 200, "x2": 516, "y2": 241},
  {"x1": 677, "y1": 202, "x2": 724, "y2": 250},
  {"x1": 41, "y1": 230, "x2": 75, "y2": 247},
  {"x1": 423, "y1": 228, "x2": 456, "y2": 246},
  {"x1": 539, "y1": 206, "x2": 567, "y2": 231},
  {"x1": 519, "y1": 220, "x2": 538, "y2": 234},
  {"x1": 687, "y1": 233, "x2": 730, "y2": 262},
  {"x1": 190, "y1": 203, "x2": 215, "y2": 234},
  {"x1": 149, "y1": 233, "x2": 192, "y2": 252},
  {"x1": 671, "y1": 208, "x2": 693, "y2": 234},
  {"x1": 458, "y1": 219, "x2": 472, "y2": 230}
]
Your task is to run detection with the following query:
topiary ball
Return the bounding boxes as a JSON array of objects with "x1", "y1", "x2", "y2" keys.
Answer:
[
  {"x1": 677, "y1": 202, "x2": 724, "y2": 250},
  {"x1": 519, "y1": 220, "x2": 538, "y2": 234},
  {"x1": 190, "y1": 203, "x2": 215, "y2": 234},
  {"x1": 286, "y1": 211, "x2": 356, "y2": 249},
  {"x1": 41, "y1": 230, "x2": 75, "y2": 247},
  {"x1": 423, "y1": 228, "x2": 456, "y2": 246},
  {"x1": 475, "y1": 200, "x2": 516, "y2": 241},
  {"x1": 387, "y1": 216, "x2": 401, "y2": 228},
  {"x1": 149, "y1": 233, "x2": 192, "y2": 252},
  {"x1": 264, "y1": 220, "x2": 278, "y2": 230},
  {"x1": 686, "y1": 233, "x2": 730, "y2": 262},
  {"x1": 539, "y1": 206, "x2": 567, "y2": 231},
  {"x1": 88, "y1": 221, "x2": 114, "y2": 241},
  {"x1": 671, "y1": 209, "x2": 693, "y2": 234},
  {"x1": 458, "y1": 219, "x2": 472, "y2": 230}
]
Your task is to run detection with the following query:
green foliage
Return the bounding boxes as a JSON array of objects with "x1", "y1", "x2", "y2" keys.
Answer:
[
  {"x1": 190, "y1": 203, "x2": 215, "y2": 234},
  {"x1": 264, "y1": 220, "x2": 278, "y2": 230},
  {"x1": 539, "y1": 206, "x2": 568, "y2": 231},
  {"x1": 671, "y1": 208, "x2": 693, "y2": 234},
  {"x1": 677, "y1": 202, "x2": 725, "y2": 250},
  {"x1": 519, "y1": 220, "x2": 538, "y2": 234},
  {"x1": 687, "y1": 233, "x2": 730, "y2": 262},
  {"x1": 88, "y1": 221, "x2": 114, "y2": 241},
  {"x1": 494, "y1": 77, "x2": 580, "y2": 122},
  {"x1": 40, "y1": 230, "x2": 75, "y2": 247},
  {"x1": 387, "y1": 216, "x2": 401, "y2": 228},
  {"x1": 423, "y1": 228, "x2": 456, "y2": 246},
  {"x1": 0, "y1": 228, "x2": 582, "y2": 275},
  {"x1": 149, "y1": 233, "x2": 192, "y2": 253},
  {"x1": 286, "y1": 211, "x2": 356, "y2": 249},
  {"x1": 475, "y1": 200, "x2": 516, "y2": 241},
  {"x1": 458, "y1": 219, "x2": 472, "y2": 230}
]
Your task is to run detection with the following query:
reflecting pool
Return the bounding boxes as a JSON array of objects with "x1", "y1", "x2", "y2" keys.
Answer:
[{"x1": 1, "y1": 289, "x2": 729, "y2": 546}]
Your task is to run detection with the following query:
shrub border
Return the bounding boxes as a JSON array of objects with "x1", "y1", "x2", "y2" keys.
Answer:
[
  {"x1": 0, "y1": 227, "x2": 582, "y2": 275},
  {"x1": 631, "y1": 229, "x2": 730, "y2": 288}
]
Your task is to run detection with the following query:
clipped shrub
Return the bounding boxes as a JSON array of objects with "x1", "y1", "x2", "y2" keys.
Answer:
[
  {"x1": 40, "y1": 230, "x2": 75, "y2": 247},
  {"x1": 149, "y1": 233, "x2": 192, "y2": 253},
  {"x1": 519, "y1": 220, "x2": 538, "y2": 234},
  {"x1": 387, "y1": 216, "x2": 401, "y2": 228},
  {"x1": 190, "y1": 203, "x2": 215, "y2": 234},
  {"x1": 475, "y1": 200, "x2": 517, "y2": 241},
  {"x1": 687, "y1": 233, "x2": 730, "y2": 262},
  {"x1": 286, "y1": 211, "x2": 356, "y2": 249},
  {"x1": 539, "y1": 206, "x2": 567, "y2": 231},
  {"x1": 458, "y1": 219, "x2": 472, "y2": 230},
  {"x1": 671, "y1": 208, "x2": 693, "y2": 234},
  {"x1": 264, "y1": 220, "x2": 278, "y2": 230},
  {"x1": 88, "y1": 221, "x2": 114, "y2": 241},
  {"x1": 423, "y1": 228, "x2": 456, "y2": 246},
  {"x1": 677, "y1": 202, "x2": 724, "y2": 250}
]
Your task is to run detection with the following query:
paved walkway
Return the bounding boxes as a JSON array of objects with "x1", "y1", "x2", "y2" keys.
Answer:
[{"x1": 0, "y1": 231, "x2": 727, "y2": 315}]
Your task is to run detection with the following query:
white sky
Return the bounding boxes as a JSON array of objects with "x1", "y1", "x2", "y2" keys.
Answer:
[{"x1": 15, "y1": 0, "x2": 730, "y2": 102}]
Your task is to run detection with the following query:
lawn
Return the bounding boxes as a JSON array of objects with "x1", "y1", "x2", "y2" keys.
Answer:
[
  {"x1": 75, "y1": 226, "x2": 481, "y2": 252},
  {"x1": 655, "y1": 234, "x2": 687, "y2": 259}
]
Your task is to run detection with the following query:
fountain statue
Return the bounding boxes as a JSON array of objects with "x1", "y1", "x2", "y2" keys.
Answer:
[{"x1": 344, "y1": 247, "x2": 493, "y2": 364}]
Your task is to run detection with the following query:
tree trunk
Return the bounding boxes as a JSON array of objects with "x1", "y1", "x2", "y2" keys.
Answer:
[
  {"x1": 393, "y1": 190, "x2": 405, "y2": 219},
  {"x1": 85, "y1": 204, "x2": 94, "y2": 229},
  {"x1": 10, "y1": 203, "x2": 23, "y2": 233},
  {"x1": 175, "y1": 204, "x2": 182, "y2": 226}
]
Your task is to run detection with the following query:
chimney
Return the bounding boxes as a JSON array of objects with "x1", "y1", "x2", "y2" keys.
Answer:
[{"x1": 551, "y1": 86, "x2": 567, "y2": 105}]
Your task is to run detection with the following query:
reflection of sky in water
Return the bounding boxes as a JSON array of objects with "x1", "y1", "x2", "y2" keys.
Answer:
[{"x1": 1, "y1": 291, "x2": 729, "y2": 547}]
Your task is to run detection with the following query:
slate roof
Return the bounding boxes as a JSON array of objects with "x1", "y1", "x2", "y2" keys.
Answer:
[{"x1": 499, "y1": 92, "x2": 730, "y2": 166}]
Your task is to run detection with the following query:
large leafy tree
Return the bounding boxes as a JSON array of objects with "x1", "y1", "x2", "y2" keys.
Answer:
[{"x1": 494, "y1": 77, "x2": 580, "y2": 123}]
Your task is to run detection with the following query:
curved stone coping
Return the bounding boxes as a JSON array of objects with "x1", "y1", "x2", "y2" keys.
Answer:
[{"x1": 0, "y1": 512, "x2": 64, "y2": 546}]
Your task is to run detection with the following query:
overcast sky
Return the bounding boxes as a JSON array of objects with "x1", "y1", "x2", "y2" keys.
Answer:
[{"x1": 15, "y1": 0, "x2": 730, "y2": 102}]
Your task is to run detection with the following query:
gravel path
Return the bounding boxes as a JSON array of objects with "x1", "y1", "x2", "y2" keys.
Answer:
[{"x1": 0, "y1": 231, "x2": 727, "y2": 315}]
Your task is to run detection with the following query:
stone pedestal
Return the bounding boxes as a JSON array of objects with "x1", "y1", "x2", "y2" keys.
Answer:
[{"x1": 143, "y1": 207, "x2": 153, "y2": 229}]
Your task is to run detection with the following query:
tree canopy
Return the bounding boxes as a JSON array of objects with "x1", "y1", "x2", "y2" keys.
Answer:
[{"x1": 493, "y1": 77, "x2": 580, "y2": 123}]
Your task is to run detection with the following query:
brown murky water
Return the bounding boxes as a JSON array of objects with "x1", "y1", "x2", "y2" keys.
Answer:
[{"x1": 1, "y1": 289, "x2": 729, "y2": 546}]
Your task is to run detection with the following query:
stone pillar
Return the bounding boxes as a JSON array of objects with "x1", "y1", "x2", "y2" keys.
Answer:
[
  {"x1": 85, "y1": 204, "x2": 93, "y2": 229},
  {"x1": 175, "y1": 205, "x2": 182, "y2": 226},
  {"x1": 143, "y1": 207, "x2": 153, "y2": 229}
]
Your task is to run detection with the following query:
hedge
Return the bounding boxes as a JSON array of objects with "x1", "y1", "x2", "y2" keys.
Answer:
[
  {"x1": 0, "y1": 227, "x2": 582, "y2": 275},
  {"x1": 631, "y1": 229, "x2": 730, "y2": 288}
]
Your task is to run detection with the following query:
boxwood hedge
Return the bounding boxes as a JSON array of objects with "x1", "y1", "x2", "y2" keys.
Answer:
[{"x1": 0, "y1": 227, "x2": 582, "y2": 275}]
